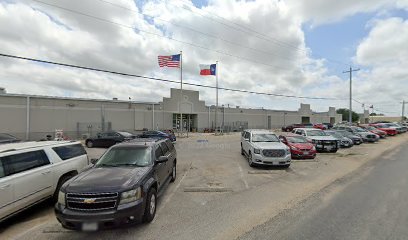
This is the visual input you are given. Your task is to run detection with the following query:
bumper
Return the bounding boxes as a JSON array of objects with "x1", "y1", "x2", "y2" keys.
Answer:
[
  {"x1": 55, "y1": 199, "x2": 145, "y2": 231},
  {"x1": 253, "y1": 154, "x2": 291, "y2": 165},
  {"x1": 315, "y1": 143, "x2": 338, "y2": 152},
  {"x1": 363, "y1": 138, "x2": 378, "y2": 143},
  {"x1": 290, "y1": 150, "x2": 316, "y2": 159}
]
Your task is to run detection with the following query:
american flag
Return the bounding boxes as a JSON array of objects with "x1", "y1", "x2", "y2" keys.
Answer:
[{"x1": 158, "y1": 54, "x2": 181, "y2": 68}]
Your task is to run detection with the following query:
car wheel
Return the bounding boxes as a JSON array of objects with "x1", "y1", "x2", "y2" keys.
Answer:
[
  {"x1": 53, "y1": 174, "x2": 74, "y2": 202},
  {"x1": 143, "y1": 188, "x2": 157, "y2": 223},
  {"x1": 248, "y1": 152, "x2": 255, "y2": 167},
  {"x1": 170, "y1": 163, "x2": 176, "y2": 182},
  {"x1": 86, "y1": 140, "x2": 93, "y2": 148}
]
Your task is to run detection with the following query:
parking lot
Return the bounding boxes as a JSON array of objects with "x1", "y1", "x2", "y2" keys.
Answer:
[{"x1": 1, "y1": 131, "x2": 408, "y2": 240}]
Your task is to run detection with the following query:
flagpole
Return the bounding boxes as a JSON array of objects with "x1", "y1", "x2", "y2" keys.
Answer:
[
  {"x1": 215, "y1": 61, "x2": 218, "y2": 134},
  {"x1": 180, "y1": 51, "x2": 183, "y2": 135}
]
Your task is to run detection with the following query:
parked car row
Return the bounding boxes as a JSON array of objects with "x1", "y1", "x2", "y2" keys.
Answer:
[
  {"x1": 85, "y1": 130, "x2": 177, "y2": 148},
  {"x1": 281, "y1": 123, "x2": 333, "y2": 132}
]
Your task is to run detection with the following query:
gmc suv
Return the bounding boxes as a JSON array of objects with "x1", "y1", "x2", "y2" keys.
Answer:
[
  {"x1": 55, "y1": 138, "x2": 177, "y2": 231},
  {"x1": 241, "y1": 129, "x2": 291, "y2": 167},
  {"x1": 0, "y1": 141, "x2": 88, "y2": 222}
]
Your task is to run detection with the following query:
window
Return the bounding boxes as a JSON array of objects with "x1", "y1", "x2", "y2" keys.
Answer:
[
  {"x1": 0, "y1": 160, "x2": 5, "y2": 178},
  {"x1": 160, "y1": 142, "x2": 169, "y2": 154},
  {"x1": 53, "y1": 144, "x2": 87, "y2": 160},
  {"x1": 244, "y1": 132, "x2": 250, "y2": 139},
  {"x1": 95, "y1": 146, "x2": 151, "y2": 167},
  {"x1": 155, "y1": 146, "x2": 163, "y2": 159},
  {"x1": 2, "y1": 150, "x2": 50, "y2": 176},
  {"x1": 165, "y1": 140, "x2": 174, "y2": 151}
]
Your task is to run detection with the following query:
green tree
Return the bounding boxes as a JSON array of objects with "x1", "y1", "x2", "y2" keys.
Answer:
[{"x1": 336, "y1": 108, "x2": 360, "y2": 122}]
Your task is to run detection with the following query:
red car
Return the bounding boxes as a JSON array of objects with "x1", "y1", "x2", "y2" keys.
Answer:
[
  {"x1": 360, "y1": 125, "x2": 387, "y2": 138},
  {"x1": 313, "y1": 123, "x2": 327, "y2": 130},
  {"x1": 279, "y1": 134, "x2": 317, "y2": 159},
  {"x1": 369, "y1": 124, "x2": 398, "y2": 136}
]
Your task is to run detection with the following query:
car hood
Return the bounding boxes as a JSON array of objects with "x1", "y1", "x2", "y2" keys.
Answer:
[
  {"x1": 290, "y1": 143, "x2": 314, "y2": 150},
  {"x1": 307, "y1": 136, "x2": 337, "y2": 141},
  {"x1": 64, "y1": 166, "x2": 151, "y2": 193},
  {"x1": 252, "y1": 142, "x2": 288, "y2": 149},
  {"x1": 357, "y1": 131, "x2": 376, "y2": 137}
]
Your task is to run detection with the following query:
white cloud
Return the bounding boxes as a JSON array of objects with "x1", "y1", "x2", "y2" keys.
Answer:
[{"x1": 0, "y1": 0, "x2": 407, "y2": 115}]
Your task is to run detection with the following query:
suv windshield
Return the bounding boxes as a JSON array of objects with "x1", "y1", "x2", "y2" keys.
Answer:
[
  {"x1": 307, "y1": 130, "x2": 327, "y2": 136},
  {"x1": 95, "y1": 146, "x2": 151, "y2": 167},
  {"x1": 354, "y1": 128, "x2": 366, "y2": 132},
  {"x1": 252, "y1": 134, "x2": 279, "y2": 142}
]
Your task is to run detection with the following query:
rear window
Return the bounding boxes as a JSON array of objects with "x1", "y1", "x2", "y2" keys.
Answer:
[
  {"x1": 1, "y1": 150, "x2": 50, "y2": 176},
  {"x1": 53, "y1": 144, "x2": 87, "y2": 160}
]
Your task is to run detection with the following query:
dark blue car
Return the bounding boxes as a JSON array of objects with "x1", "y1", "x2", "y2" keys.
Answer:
[{"x1": 138, "y1": 130, "x2": 176, "y2": 142}]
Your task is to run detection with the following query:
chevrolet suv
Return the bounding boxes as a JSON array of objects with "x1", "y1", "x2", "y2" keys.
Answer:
[
  {"x1": 292, "y1": 128, "x2": 339, "y2": 152},
  {"x1": 241, "y1": 129, "x2": 291, "y2": 167},
  {"x1": 55, "y1": 138, "x2": 177, "y2": 231}
]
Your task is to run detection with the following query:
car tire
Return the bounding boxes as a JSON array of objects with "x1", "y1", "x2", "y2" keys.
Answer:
[
  {"x1": 170, "y1": 163, "x2": 176, "y2": 183},
  {"x1": 53, "y1": 174, "x2": 74, "y2": 202},
  {"x1": 143, "y1": 188, "x2": 157, "y2": 223},
  {"x1": 241, "y1": 146, "x2": 245, "y2": 156},
  {"x1": 86, "y1": 140, "x2": 93, "y2": 148},
  {"x1": 248, "y1": 152, "x2": 255, "y2": 167}
]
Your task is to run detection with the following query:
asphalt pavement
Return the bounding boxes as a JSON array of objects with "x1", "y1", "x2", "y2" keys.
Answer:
[{"x1": 239, "y1": 140, "x2": 408, "y2": 240}]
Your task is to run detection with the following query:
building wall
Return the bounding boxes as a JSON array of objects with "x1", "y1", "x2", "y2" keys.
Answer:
[{"x1": 0, "y1": 88, "x2": 342, "y2": 140}]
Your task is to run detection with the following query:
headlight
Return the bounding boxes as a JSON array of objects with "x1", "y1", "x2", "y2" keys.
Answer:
[
  {"x1": 291, "y1": 146, "x2": 299, "y2": 151},
  {"x1": 312, "y1": 146, "x2": 316, "y2": 151},
  {"x1": 285, "y1": 148, "x2": 291, "y2": 155},
  {"x1": 58, "y1": 191, "x2": 66, "y2": 206},
  {"x1": 254, "y1": 149, "x2": 261, "y2": 154},
  {"x1": 119, "y1": 187, "x2": 142, "y2": 205}
]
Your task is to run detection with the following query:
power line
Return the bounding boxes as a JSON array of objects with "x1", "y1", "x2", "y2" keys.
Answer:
[
  {"x1": 31, "y1": 0, "x2": 299, "y2": 71},
  {"x1": 171, "y1": 0, "x2": 350, "y2": 67},
  {"x1": 97, "y1": 0, "x2": 298, "y2": 63},
  {"x1": 0, "y1": 53, "x2": 343, "y2": 100},
  {"x1": 352, "y1": 99, "x2": 399, "y2": 114}
]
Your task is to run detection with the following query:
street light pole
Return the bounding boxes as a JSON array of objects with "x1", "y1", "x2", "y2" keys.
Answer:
[{"x1": 343, "y1": 66, "x2": 360, "y2": 124}]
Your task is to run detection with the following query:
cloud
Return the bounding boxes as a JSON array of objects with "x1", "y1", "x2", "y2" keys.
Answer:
[{"x1": 0, "y1": 0, "x2": 406, "y2": 115}]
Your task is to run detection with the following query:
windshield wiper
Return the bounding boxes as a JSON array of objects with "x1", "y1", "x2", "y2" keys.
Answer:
[
  {"x1": 114, "y1": 163, "x2": 146, "y2": 167},
  {"x1": 97, "y1": 163, "x2": 118, "y2": 167}
]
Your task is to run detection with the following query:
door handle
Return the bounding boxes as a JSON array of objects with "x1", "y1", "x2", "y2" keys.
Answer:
[
  {"x1": 42, "y1": 171, "x2": 51, "y2": 175},
  {"x1": 0, "y1": 184, "x2": 11, "y2": 189}
]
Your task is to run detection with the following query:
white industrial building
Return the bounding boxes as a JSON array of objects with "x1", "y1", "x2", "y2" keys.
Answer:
[{"x1": 0, "y1": 88, "x2": 342, "y2": 140}]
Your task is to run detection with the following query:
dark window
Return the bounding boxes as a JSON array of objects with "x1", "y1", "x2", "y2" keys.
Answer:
[
  {"x1": 53, "y1": 144, "x2": 87, "y2": 160},
  {"x1": 165, "y1": 140, "x2": 174, "y2": 151},
  {"x1": 0, "y1": 160, "x2": 5, "y2": 178},
  {"x1": 2, "y1": 150, "x2": 50, "y2": 176},
  {"x1": 155, "y1": 146, "x2": 163, "y2": 159},
  {"x1": 160, "y1": 142, "x2": 169, "y2": 154}
]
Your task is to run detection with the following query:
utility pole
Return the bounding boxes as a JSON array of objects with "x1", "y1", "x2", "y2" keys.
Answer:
[
  {"x1": 402, "y1": 100, "x2": 406, "y2": 122},
  {"x1": 343, "y1": 66, "x2": 360, "y2": 124}
]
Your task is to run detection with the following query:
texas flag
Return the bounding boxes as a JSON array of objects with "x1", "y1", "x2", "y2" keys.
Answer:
[{"x1": 199, "y1": 64, "x2": 216, "y2": 76}]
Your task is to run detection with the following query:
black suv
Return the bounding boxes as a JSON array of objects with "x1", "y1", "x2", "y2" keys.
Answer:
[{"x1": 55, "y1": 138, "x2": 177, "y2": 231}]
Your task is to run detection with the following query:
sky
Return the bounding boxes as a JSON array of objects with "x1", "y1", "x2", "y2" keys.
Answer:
[{"x1": 0, "y1": 0, "x2": 407, "y2": 116}]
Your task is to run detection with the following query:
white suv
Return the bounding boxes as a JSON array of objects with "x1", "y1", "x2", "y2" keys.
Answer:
[
  {"x1": 241, "y1": 129, "x2": 291, "y2": 167},
  {"x1": 0, "y1": 141, "x2": 88, "y2": 222}
]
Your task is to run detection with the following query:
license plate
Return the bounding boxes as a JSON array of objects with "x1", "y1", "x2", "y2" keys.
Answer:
[
  {"x1": 303, "y1": 151, "x2": 309, "y2": 155},
  {"x1": 326, "y1": 146, "x2": 332, "y2": 151},
  {"x1": 316, "y1": 144, "x2": 323, "y2": 148},
  {"x1": 82, "y1": 222, "x2": 98, "y2": 231}
]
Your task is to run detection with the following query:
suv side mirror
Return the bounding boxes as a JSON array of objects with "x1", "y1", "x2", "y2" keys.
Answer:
[
  {"x1": 156, "y1": 156, "x2": 168, "y2": 163},
  {"x1": 90, "y1": 158, "x2": 98, "y2": 164}
]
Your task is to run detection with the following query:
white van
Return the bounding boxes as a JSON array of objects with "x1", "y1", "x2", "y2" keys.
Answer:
[{"x1": 0, "y1": 141, "x2": 88, "y2": 222}]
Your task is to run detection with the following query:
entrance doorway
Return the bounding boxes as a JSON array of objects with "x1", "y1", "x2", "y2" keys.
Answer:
[
  {"x1": 301, "y1": 116, "x2": 310, "y2": 124},
  {"x1": 173, "y1": 114, "x2": 197, "y2": 132}
]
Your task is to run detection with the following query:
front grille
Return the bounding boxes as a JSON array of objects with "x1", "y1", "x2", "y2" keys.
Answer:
[
  {"x1": 262, "y1": 149, "x2": 285, "y2": 158},
  {"x1": 323, "y1": 141, "x2": 336, "y2": 145},
  {"x1": 366, "y1": 135, "x2": 375, "y2": 138},
  {"x1": 67, "y1": 192, "x2": 118, "y2": 211}
]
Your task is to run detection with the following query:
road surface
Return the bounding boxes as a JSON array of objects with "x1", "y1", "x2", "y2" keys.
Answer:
[{"x1": 239, "y1": 141, "x2": 408, "y2": 240}]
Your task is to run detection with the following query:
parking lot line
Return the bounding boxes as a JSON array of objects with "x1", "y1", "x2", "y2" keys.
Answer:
[{"x1": 235, "y1": 161, "x2": 249, "y2": 189}]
